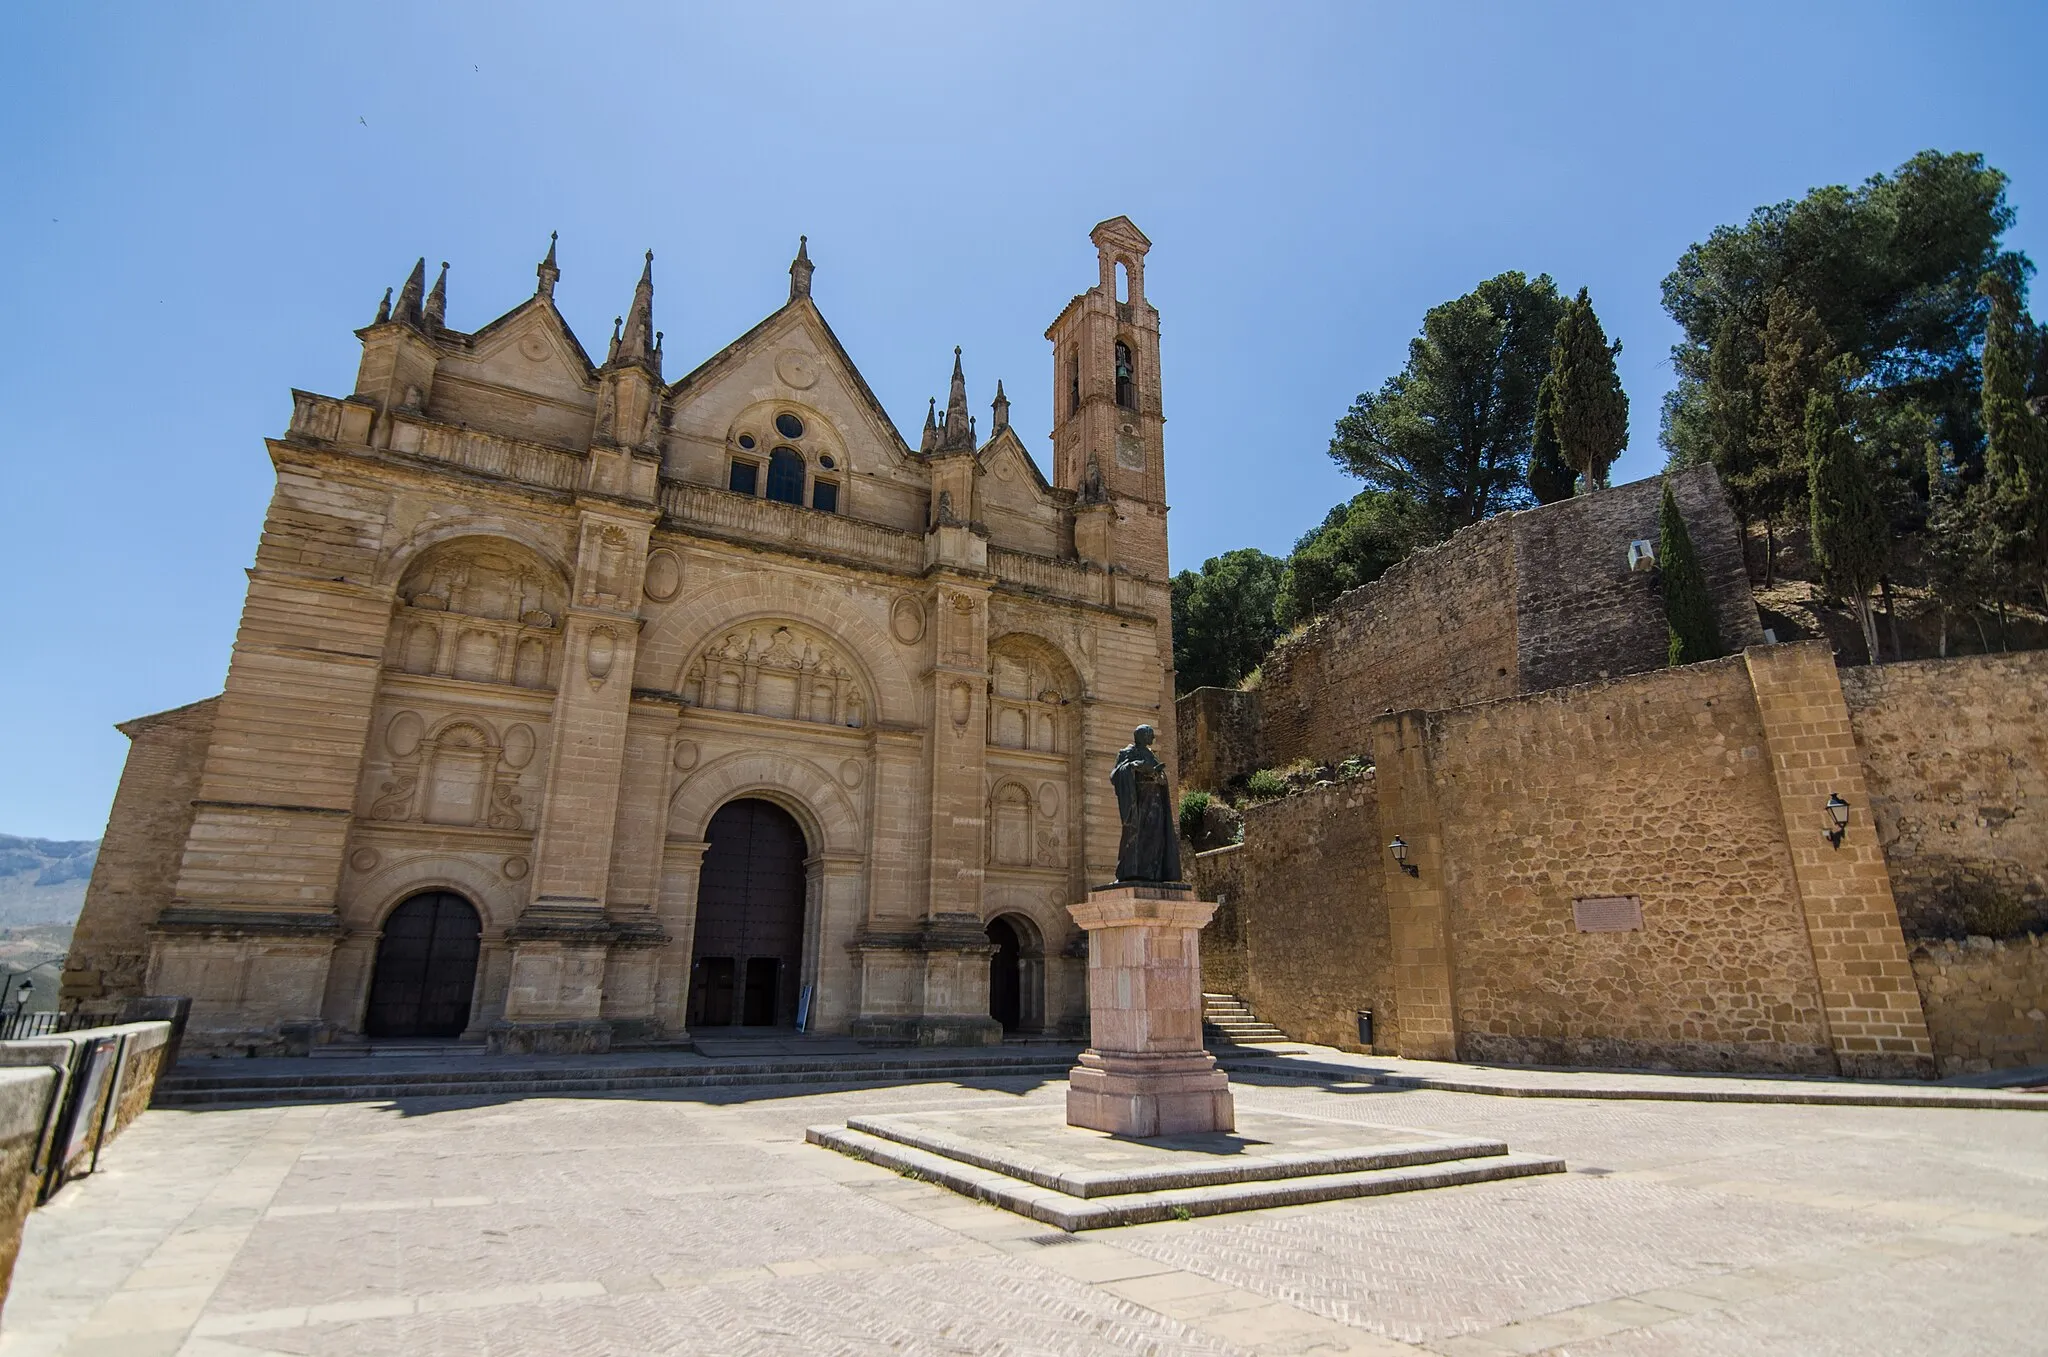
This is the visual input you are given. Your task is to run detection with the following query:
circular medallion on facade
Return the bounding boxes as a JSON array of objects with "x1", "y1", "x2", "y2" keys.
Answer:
[
  {"x1": 519, "y1": 332, "x2": 550, "y2": 362},
  {"x1": 774, "y1": 351, "x2": 818, "y2": 390},
  {"x1": 673, "y1": 740, "x2": 700, "y2": 772},
  {"x1": 348, "y1": 848, "x2": 380, "y2": 873},
  {"x1": 643, "y1": 548, "x2": 682, "y2": 602},
  {"x1": 502, "y1": 723, "x2": 536, "y2": 770},
  {"x1": 502, "y1": 855, "x2": 530, "y2": 880},
  {"x1": 386, "y1": 710, "x2": 424, "y2": 758},
  {"x1": 890, "y1": 595, "x2": 926, "y2": 645},
  {"x1": 1038, "y1": 782, "x2": 1060, "y2": 816},
  {"x1": 839, "y1": 758, "x2": 864, "y2": 789}
]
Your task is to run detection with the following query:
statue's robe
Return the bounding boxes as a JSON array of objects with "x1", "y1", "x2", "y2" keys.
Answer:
[{"x1": 1110, "y1": 743, "x2": 1182, "y2": 883}]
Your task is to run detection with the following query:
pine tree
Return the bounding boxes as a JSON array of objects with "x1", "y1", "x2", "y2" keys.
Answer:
[
  {"x1": 1806, "y1": 386, "x2": 1889, "y2": 663},
  {"x1": 1527, "y1": 374, "x2": 1575, "y2": 503},
  {"x1": 1658, "y1": 482, "x2": 1722, "y2": 665},
  {"x1": 1547, "y1": 288, "x2": 1629, "y2": 493},
  {"x1": 1979, "y1": 266, "x2": 2048, "y2": 607}
]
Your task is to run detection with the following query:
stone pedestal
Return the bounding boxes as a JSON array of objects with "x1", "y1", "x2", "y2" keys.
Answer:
[{"x1": 1066, "y1": 884, "x2": 1234, "y2": 1136}]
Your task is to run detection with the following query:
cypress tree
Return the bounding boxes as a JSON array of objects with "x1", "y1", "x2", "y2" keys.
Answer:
[
  {"x1": 1747, "y1": 292, "x2": 1834, "y2": 576},
  {"x1": 1527, "y1": 374, "x2": 1575, "y2": 503},
  {"x1": 1806, "y1": 386, "x2": 1889, "y2": 663},
  {"x1": 1979, "y1": 267, "x2": 2048, "y2": 606},
  {"x1": 1548, "y1": 288, "x2": 1629, "y2": 493},
  {"x1": 1658, "y1": 482, "x2": 1722, "y2": 665}
]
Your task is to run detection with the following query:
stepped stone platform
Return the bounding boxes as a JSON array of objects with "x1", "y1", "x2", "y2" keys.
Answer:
[{"x1": 809, "y1": 1104, "x2": 1563, "y2": 1230}]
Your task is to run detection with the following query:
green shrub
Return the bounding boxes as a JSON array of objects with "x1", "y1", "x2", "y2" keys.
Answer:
[
  {"x1": 1243, "y1": 768, "x2": 1287, "y2": 801},
  {"x1": 1177, "y1": 790, "x2": 1213, "y2": 842}
]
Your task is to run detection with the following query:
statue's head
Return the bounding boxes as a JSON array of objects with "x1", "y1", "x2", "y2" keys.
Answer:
[{"x1": 1132, "y1": 724, "x2": 1155, "y2": 747}]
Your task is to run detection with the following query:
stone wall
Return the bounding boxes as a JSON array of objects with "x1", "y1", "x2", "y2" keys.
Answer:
[
  {"x1": 1175, "y1": 466, "x2": 1762, "y2": 790},
  {"x1": 1910, "y1": 934, "x2": 2048, "y2": 1074},
  {"x1": 0, "y1": 1067, "x2": 57, "y2": 1321},
  {"x1": 63, "y1": 699, "x2": 218, "y2": 1007},
  {"x1": 1253, "y1": 515, "x2": 1519, "y2": 774},
  {"x1": 1176, "y1": 689, "x2": 1260, "y2": 796},
  {"x1": 1189, "y1": 782, "x2": 1396, "y2": 1052},
  {"x1": 1419, "y1": 658, "x2": 1836, "y2": 1073},
  {"x1": 1512, "y1": 465, "x2": 1760, "y2": 693},
  {"x1": 1840, "y1": 651, "x2": 2048, "y2": 939},
  {"x1": 1187, "y1": 844, "x2": 1247, "y2": 999}
]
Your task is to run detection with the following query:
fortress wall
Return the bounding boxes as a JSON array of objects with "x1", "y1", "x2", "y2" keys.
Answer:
[
  {"x1": 1416, "y1": 657, "x2": 1836, "y2": 1073},
  {"x1": 1512, "y1": 464, "x2": 1762, "y2": 692},
  {"x1": 1178, "y1": 467, "x2": 1761, "y2": 789},
  {"x1": 1840, "y1": 650, "x2": 2048, "y2": 940},
  {"x1": 1254, "y1": 516, "x2": 1520, "y2": 772}
]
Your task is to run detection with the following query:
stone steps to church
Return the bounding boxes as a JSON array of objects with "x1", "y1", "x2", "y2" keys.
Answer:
[
  {"x1": 152, "y1": 1049, "x2": 1080, "y2": 1108},
  {"x1": 1200, "y1": 993, "x2": 1292, "y2": 1044}
]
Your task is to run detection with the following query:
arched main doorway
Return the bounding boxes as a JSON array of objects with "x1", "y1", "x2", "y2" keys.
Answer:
[
  {"x1": 986, "y1": 913, "x2": 1044, "y2": 1035},
  {"x1": 364, "y1": 891, "x2": 482, "y2": 1039},
  {"x1": 689, "y1": 798, "x2": 809, "y2": 1028}
]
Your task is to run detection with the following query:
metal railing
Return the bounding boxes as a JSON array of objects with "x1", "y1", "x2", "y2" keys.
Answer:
[{"x1": 0, "y1": 1011, "x2": 98, "y2": 1042}]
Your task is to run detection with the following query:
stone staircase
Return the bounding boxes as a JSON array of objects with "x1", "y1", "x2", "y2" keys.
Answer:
[
  {"x1": 1203, "y1": 993, "x2": 1293, "y2": 1046},
  {"x1": 153, "y1": 1047, "x2": 1080, "y2": 1108}
]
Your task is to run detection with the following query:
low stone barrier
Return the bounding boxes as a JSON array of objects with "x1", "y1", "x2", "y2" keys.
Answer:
[
  {"x1": 1911, "y1": 934, "x2": 2048, "y2": 1075},
  {"x1": 0, "y1": 1019, "x2": 178, "y2": 1317}
]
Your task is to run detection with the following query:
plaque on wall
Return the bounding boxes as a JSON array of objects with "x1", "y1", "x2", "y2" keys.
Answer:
[{"x1": 1572, "y1": 896, "x2": 1643, "y2": 932}]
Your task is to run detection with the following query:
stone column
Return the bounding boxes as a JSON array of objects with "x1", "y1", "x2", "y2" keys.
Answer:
[
  {"x1": 498, "y1": 505, "x2": 654, "y2": 1054},
  {"x1": 1066, "y1": 884, "x2": 1234, "y2": 1136}
]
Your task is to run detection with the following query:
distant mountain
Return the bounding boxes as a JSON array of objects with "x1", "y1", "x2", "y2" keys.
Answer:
[{"x1": 0, "y1": 835, "x2": 99, "y2": 928}]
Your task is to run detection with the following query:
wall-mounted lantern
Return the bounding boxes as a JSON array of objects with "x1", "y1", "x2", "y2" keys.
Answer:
[
  {"x1": 1388, "y1": 836, "x2": 1419, "y2": 878},
  {"x1": 1824, "y1": 793, "x2": 1850, "y2": 848}
]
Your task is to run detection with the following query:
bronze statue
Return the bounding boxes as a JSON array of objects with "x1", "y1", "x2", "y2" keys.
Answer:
[{"x1": 1110, "y1": 724, "x2": 1182, "y2": 883}]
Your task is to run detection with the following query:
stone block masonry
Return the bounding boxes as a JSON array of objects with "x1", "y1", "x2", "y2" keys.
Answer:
[
  {"x1": 1911, "y1": 934, "x2": 2048, "y2": 1074},
  {"x1": 1840, "y1": 650, "x2": 2048, "y2": 940},
  {"x1": 1178, "y1": 465, "x2": 1763, "y2": 789}
]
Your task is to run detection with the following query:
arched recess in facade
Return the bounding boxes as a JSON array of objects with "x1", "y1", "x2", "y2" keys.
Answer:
[
  {"x1": 375, "y1": 518, "x2": 577, "y2": 593},
  {"x1": 662, "y1": 750, "x2": 867, "y2": 1034},
  {"x1": 328, "y1": 854, "x2": 517, "y2": 1037},
  {"x1": 985, "y1": 910, "x2": 1046, "y2": 1034},
  {"x1": 633, "y1": 570, "x2": 917, "y2": 725}
]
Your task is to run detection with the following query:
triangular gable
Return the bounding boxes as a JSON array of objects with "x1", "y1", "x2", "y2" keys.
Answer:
[
  {"x1": 667, "y1": 299, "x2": 919, "y2": 465},
  {"x1": 978, "y1": 425, "x2": 1054, "y2": 499},
  {"x1": 434, "y1": 296, "x2": 600, "y2": 406}
]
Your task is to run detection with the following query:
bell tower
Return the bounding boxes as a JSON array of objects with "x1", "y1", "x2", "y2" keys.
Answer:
[{"x1": 1046, "y1": 217, "x2": 1168, "y2": 582}]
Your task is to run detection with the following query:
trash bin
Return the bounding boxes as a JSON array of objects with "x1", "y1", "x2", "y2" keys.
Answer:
[{"x1": 1355, "y1": 1010, "x2": 1373, "y2": 1047}]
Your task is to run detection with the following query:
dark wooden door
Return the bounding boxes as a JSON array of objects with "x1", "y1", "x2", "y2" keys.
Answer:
[
  {"x1": 688, "y1": 799, "x2": 808, "y2": 1028},
  {"x1": 364, "y1": 892, "x2": 481, "y2": 1039},
  {"x1": 987, "y1": 916, "x2": 1022, "y2": 1032}
]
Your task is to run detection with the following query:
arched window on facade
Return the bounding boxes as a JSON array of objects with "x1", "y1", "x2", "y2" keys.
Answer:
[
  {"x1": 765, "y1": 447, "x2": 804, "y2": 505},
  {"x1": 1114, "y1": 341, "x2": 1135, "y2": 409},
  {"x1": 1067, "y1": 350, "x2": 1081, "y2": 419}
]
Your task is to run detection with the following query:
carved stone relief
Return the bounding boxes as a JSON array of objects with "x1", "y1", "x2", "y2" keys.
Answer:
[
  {"x1": 365, "y1": 714, "x2": 533, "y2": 833},
  {"x1": 890, "y1": 595, "x2": 926, "y2": 646},
  {"x1": 679, "y1": 621, "x2": 868, "y2": 729},
  {"x1": 387, "y1": 541, "x2": 563, "y2": 691},
  {"x1": 643, "y1": 548, "x2": 682, "y2": 602}
]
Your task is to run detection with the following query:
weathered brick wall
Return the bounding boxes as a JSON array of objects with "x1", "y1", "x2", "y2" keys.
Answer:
[
  {"x1": 1194, "y1": 781, "x2": 1396, "y2": 1052},
  {"x1": 1421, "y1": 659, "x2": 1836, "y2": 1072},
  {"x1": 1256, "y1": 521, "x2": 1519, "y2": 771},
  {"x1": 1175, "y1": 688, "x2": 1261, "y2": 793},
  {"x1": 1513, "y1": 465, "x2": 1762, "y2": 692},
  {"x1": 1910, "y1": 934, "x2": 2048, "y2": 1073},
  {"x1": 64, "y1": 698, "x2": 219, "y2": 1004},
  {"x1": 1840, "y1": 651, "x2": 2048, "y2": 939}
]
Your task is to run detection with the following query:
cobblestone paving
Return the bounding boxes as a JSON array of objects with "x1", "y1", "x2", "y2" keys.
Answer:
[{"x1": 3, "y1": 1072, "x2": 2043, "y2": 1356}]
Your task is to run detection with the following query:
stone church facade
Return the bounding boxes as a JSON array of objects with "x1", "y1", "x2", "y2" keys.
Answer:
[{"x1": 66, "y1": 217, "x2": 1179, "y2": 1055}]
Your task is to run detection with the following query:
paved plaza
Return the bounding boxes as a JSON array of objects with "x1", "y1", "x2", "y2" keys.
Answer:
[{"x1": 4, "y1": 1061, "x2": 2046, "y2": 1356}]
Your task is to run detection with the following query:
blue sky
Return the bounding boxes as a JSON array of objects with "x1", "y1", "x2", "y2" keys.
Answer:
[{"x1": 4, "y1": 2, "x2": 2045, "y2": 840}]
